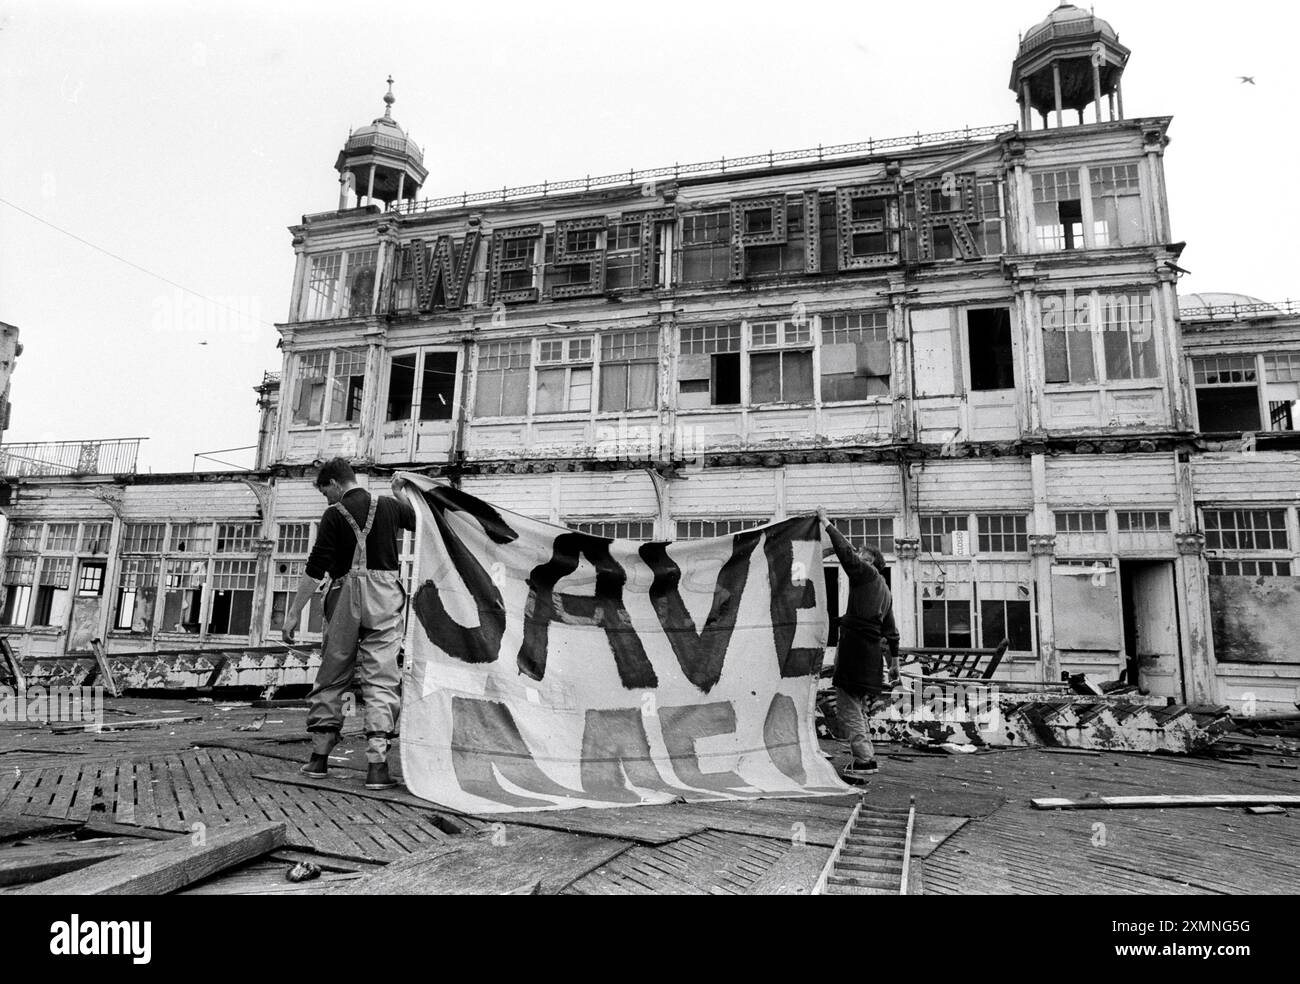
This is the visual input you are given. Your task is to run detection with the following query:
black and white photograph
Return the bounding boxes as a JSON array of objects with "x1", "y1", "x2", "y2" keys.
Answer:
[{"x1": 0, "y1": 0, "x2": 1295, "y2": 949}]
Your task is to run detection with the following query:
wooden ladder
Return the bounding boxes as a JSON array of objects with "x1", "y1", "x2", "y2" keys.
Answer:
[{"x1": 812, "y1": 796, "x2": 915, "y2": 896}]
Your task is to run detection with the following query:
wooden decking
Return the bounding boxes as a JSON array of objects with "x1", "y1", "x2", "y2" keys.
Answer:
[{"x1": 2, "y1": 698, "x2": 1297, "y2": 894}]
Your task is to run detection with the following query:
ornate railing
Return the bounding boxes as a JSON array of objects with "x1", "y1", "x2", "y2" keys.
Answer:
[
  {"x1": 0, "y1": 438, "x2": 144, "y2": 477},
  {"x1": 388, "y1": 123, "x2": 1017, "y2": 215},
  {"x1": 1180, "y1": 299, "x2": 1300, "y2": 322}
]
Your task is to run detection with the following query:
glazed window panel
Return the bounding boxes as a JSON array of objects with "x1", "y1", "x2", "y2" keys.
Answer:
[
  {"x1": 920, "y1": 515, "x2": 966, "y2": 555},
  {"x1": 474, "y1": 341, "x2": 531, "y2": 417},
  {"x1": 1115, "y1": 511, "x2": 1171, "y2": 533},
  {"x1": 1041, "y1": 293, "x2": 1097, "y2": 384},
  {"x1": 976, "y1": 514, "x2": 1028, "y2": 553},
  {"x1": 1264, "y1": 352, "x2": 1300, "y2": 383},
  {"x1": 1208, "y1": 559, "x2": 1292, "y2": 576},
  {"x1": 1203, "y1": 509, "x2": 1288, "y2": 552},
  {"x1": 680, "y1": 209, "x2": 731, "y2": 284},
  {"x1": 1032, "y1": 169, "x2": 1083, "y2": 251},
  {"x1": 830, "y1": 517, "x2": 895, "y2": 554},
  {"x1": 44, "y1": 523, "x2": 78, "y2": 553},
  {"x1": 39, "y1": 556, "x2": 73, "y2": 589},
  {"x1": 922, "y1": 599, "x2": 973, "y2": 648},
  {"x1": 680, "y1": 325, "x2": 741, "y2": 356},
  {"x1": 292, "y1": 350, "x2": 331, "y2": 425},
  {"x1": 600, "y1": 329, "x2": 658, "y2": 413},
  {"x1": 4, "y1": 555, "x2": 37, "y2": 585},
  {"x1": 341, "y1": 248, "x2": 378, "y2": 318},
  {"x1": 569, "y1": 521, "x2": 657, "y2": 540},
  {"x1": 328, "y1": 348, "x2": 367, "y2": 424},
  {"x1": 123, "y1": 523, "x2": 166, "y2": 554},
  {"x1": 303, "y1": 251, "x2": 343, "y2": 320},
  {"x1": 750, "y1": 350, "x2": 813, "y2": 404},
  {"x1": 276, "y1": 522, "x2": 312, "y2": 555},
  {"x1": 1101, "y1": 292, "x2": 1157, "y2": 380},
  {"x1": 1054, "y1": 511, "x2": 1108, "y2": 534},
  {"x1": 675, "y1": 518, "x2": 768, "y2": 539},
  {"x1": 1193, "y1": 355, "x2": 1256, "y2": 386},
  {"x1": 1089, "y1": 163, "x2": 1143, "y2": 247}
]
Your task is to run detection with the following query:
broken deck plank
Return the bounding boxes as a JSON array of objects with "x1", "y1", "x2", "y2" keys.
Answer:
[
  {"x1": 0, "y1": 837, "x2": 154, "y2": 887},
  {"x1": 474, "y1": 806, "x2": 708, "y2": 846},
  {"x1": 1032, "y1": 794, "x2": 1300, "y2": 810},
  {"x1": 740, "y1": 845, "x2": 832, "y2": 894},
  {"x1": 0, "y1": 816, "x2": 81, "y2": 843},
  {"x1": 333, "y1": 827, "x2": 630, "y2": 895},
  {"x1": 13, "y1": 818, "x2": 287, "y2": 895}
]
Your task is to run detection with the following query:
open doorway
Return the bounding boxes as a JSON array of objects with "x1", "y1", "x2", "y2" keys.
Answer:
[{"x1": 1118, "y1": 560, "x2": 1184, "y2": 701}]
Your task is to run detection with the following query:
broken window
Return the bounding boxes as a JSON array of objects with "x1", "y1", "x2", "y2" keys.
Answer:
[
  {"x1": 1055, "y1": 511, "x2": 1108, "y2": 533},
  {"x1": 474, "y1": 340, "x2": 530, "y2": 417},
  {"x1": 1089, "y1": 163, "x2": 1143, "y2": 247},
  {"x1": 33, "y1": 557, "x2": 72, "y2": 627},
  {"x1": 748, "y1": 320, "x2": 812, "y2": 404},
  {"x1": 303, "y1": 252, "x2": 343, "y2": 320},
  {"x1": 980, "y1": 599, "x2": 1032, "y2": 650},
  {"x1": 169, "y1": 523, "x2": 212, "y2": 554},
  {"x1": 830, "y1": 517, "x2": 895, "y2": 554},
  {"x1": 386, "y1": 353, "x2": 416, "y2": 421},
  {"x1": 1115, "y1": 511, "x2": 1171, "y2": 533},
  {"x1": 675, "y1": 518, "x2": 769, "y2": 539},
  {"x1": 328, "y1": 348, "x2": 367, "y2": 423},
  {"x1": 1032, "y1": 169, "x2": 1083, "y2": 251},
  {"x1": 215, "y1": 523, "x2": 257, "y2": 553},
  {"x1": 1042, "y1": 293, "x2": 1097, "y2": 384},
  {"x1": 1263, "y1": 352, "x2": 1300, "y2": 432},
  {"x1": 291, "y1": 350, "x2": 329, "y2": 426},
  {"x1": 6, "y1": 522, "x2": 41, "y2": 553},
  {"x1": 743, "y1": 201, "x2": 806, "y2": 277},
  {"x1": 1204, "y1": 510, "x2": 1288, "y2": 552},
  {"x1": 820, "y1": 311, "x2": 890, "y2": 401},
  {"x1": 162, "y1": 560, "x2": 206, "y2": 633},
  {"x1": 270, "y1": 559, "x2": 324, "y2": 634},
  {"x1": 2, "y1": 555, "x2": 35, "y2": 625},
  {"x1": 123, "y1": 523, "x2": 166, "y2": 553},
  {"x1": 115, "y1": 558, "x2": 159, "y2": 633},
  {"x1": 342, "y1": 248, "x2": 378, "y2": 318},
  {"x1": 419, "y1": 352, "x2": 457, "y2": 420},
  {"x1": 977, "y1": 514, "x2": 1028, "y2": 553},
  {"x1": 967, "y1": 308, "x2": 1015, "y2": 390},
  {"x1": 922, "y1": 599, "x2": 972, "y2": 648},
  {"x1": 535, "y1": 337, "x2": 593, "y2": 415},
  {"x1": 569, "y1": 520, "x2": 657, "y2": 539},
  {"x1": 1192, "y1": 355, "x2": 1260, "y2": 431},
  {"x1": 80, "y1": 522, "x2": 111, "y2": 554},
  {"x1": 920, "y1": 515, "x2": 967, "y2": 555},
  {"x1": 208, "y1": 560, "x2": 255, "y2": 636},
  {"x1": 600, "y1": 329, "x2": 658, "y2": 413},
  {"x1": 679, "y1": 209, "x2": 731, "y2": 284},
  {"x1": 679, "y1": 324, "x2": 742, "y2": 408}
]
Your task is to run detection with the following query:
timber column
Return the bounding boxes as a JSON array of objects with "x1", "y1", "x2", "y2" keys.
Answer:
[
  {"x1": 893, "y1": 536, "x2": 921, "y2": 649},
  {"x1": 1029, "y1": 452, "x2": 1057, "y2": 683}
]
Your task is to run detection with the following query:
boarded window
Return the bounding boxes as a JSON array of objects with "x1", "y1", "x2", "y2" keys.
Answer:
[
  {"x1": 1209, "y1": 576, "x2": 1300, "y2": 664},
  {"x1": 820, "y1": 312, "x2": 890, "y2": 401},
  {"x1": 1051, "y1": 565, "x2": 1122, "y2": 650},
  {"x1": 679, "y1": 325, "x2": 742, "y2": 408}
]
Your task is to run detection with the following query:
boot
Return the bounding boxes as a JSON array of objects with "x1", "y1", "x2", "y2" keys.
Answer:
[
  {"x1": 365, "y1": 761, "x2": 399, "y2": 790},
  {"x1": 300, "y1": 754, "x2": 329, "y2": 778}
]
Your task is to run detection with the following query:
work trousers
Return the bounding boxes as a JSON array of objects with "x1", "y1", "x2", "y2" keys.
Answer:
[
  {"x1": 834, "y1": 686, "x2": 876, "y2": 764},
  {"x1": 306, "y1": 569, "x2": 405, "y2": 764}
]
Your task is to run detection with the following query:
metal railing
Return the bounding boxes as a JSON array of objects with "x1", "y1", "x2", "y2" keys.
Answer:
[
  {"x1": 0, "y1": 438, "x2": 144, "y2": 477},
  {"x1": 388, "y1": 123, "x2": 1017, "y2": 215},
  {"x1": 1180, "y1": 299, "x2": 1300, "y2": 322}
]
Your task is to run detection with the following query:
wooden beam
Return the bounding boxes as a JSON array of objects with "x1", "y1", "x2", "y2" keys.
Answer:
[
  {"x1": 13, "y1": 819, "x2": 286, "y2": 895},
  {"x1": 1033, "y1": 795, "x2": 1300, "y2": 811},
  {"x1": 0, "y1": 837, "x2": 153, "y2": 887},
  {"x1": 0, "y1": 637, "x2": 25, "y2": 695},
  {"x1": 90, "y1": 639, "x2": 119, "y2": 697},
  {"x1": 333, "y1": 828, "x2": 630, "y2": 895}
]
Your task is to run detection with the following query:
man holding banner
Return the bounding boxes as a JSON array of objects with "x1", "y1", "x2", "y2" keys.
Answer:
[
  {"x1": 817, "y1": 506, "x2": 900, "y2": 783},
  {"x1": 283, "y1": 459, "x2": 415, "y2": 791}
]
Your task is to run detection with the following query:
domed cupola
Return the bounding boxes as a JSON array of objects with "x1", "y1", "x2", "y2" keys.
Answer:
[
  {"x1": 1010, "y1": 4, "x2": 1130, "y2": 130},
  {"x1": 334, "y1": 77, "x2": 428, "y2": 208}
]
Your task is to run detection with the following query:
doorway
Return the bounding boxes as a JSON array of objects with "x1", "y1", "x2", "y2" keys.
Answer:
[
  {"x1": 380, "y1": 347, "x2": 461, "y2": 463},
  {"x1": 1118, "y1": 560, "x2": 1184, "y2": 701}
]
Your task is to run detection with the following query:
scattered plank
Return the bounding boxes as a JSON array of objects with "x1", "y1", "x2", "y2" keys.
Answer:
[
  {"x1": 333, "y1": 827, "x2": 630, "y2": 895},
  {"x1": 48, "y1": 715, "x2": 204, "y2": 735},
  {"x1": 1245, "y1": 805, "x2": 1287, "y2": 815},
  {"x1": 0, "y1": 817, "x2": 81, "y2": 844},
  {"x1": 13, "y1": 818, "x2": 287, "y2": 895},
  {"x1": 251, "y1": 699, "x2": 310, "y2": 709},
  {"x1": 252, "y1": 771, "x2": 450, "y2": 817},
  {"x1": 80, "y1": 821, "x2": 186, "y2": 841},
  {"x1": 476, "y1": 805, "x2": 708, "y2": 847},
  {"x1": 909, "y1": 815, "x2": 970, "y2": 858},
  {"x1": 0, "y1": 837, "x2": 153, "y2": 887},
  {"x1": 1032, "y1": 794, "x2": 1300, "y2": 811},
  {"x1": 741, "y1": 845, "x2": 831, "y2": 894}
]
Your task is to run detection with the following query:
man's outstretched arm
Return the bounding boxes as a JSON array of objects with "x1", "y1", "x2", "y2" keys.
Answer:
[{"x1": 816, "y1": 506, "x2": 878, "y2": 582}]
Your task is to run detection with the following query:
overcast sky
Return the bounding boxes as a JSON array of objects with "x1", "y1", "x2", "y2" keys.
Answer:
[{"x1": 1, "y1": 0, "x2": 1295, "y2": 472}]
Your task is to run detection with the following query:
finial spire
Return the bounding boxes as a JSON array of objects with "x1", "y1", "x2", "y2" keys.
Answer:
[{"x1": 383, "y1": 76, "x2": 395, "y2": 118}]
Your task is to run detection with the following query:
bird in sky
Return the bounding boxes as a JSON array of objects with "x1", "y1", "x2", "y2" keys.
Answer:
[{"x1": 1238, "y1": 76, "x2": 1256, "y2": 85}]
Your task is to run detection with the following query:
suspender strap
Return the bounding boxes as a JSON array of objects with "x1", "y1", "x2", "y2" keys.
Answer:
[{"x1": 334, "y1": 494, "x2": 379, "y2": 572}]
